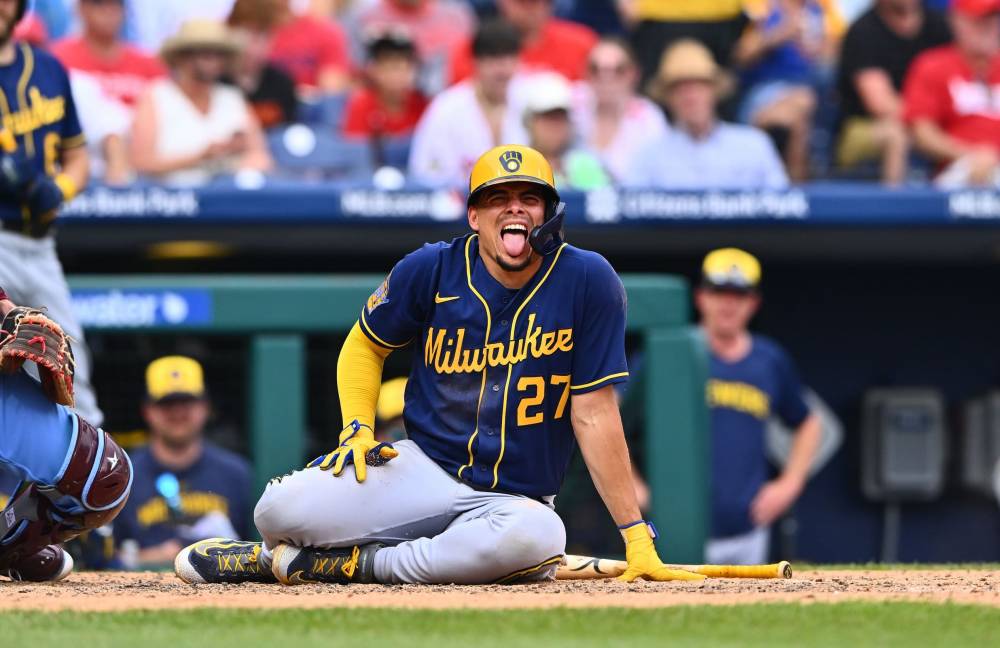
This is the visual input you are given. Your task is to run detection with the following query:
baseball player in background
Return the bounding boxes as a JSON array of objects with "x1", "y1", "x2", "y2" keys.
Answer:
[
  {"x1": 0, "y1": 289, "x2": 132, "y2": 581},
  {"x1": 0, "y1": 0, "x2": 101, "y2": 426},
  {"x1": 696, "y1": 248, "x2": 821, "y2": 565},
  {"x1": 175, "y1": 145, "x2": 705, "y2": 585}
]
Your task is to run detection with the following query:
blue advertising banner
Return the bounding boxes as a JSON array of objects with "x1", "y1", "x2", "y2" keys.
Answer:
[
  {"x1": 71, "y1": 289, "x2": 213, "y2": 328},
  {"x1": 55, "y1": 182, "x2": 1000, "y2": 227}
]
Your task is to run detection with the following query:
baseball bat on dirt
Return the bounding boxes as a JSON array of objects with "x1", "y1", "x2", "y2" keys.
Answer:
[{"x1": 556, "y1": 555, "x2": 793, "y2": 580}]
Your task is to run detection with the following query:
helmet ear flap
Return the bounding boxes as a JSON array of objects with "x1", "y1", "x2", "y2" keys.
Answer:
[{"x1": 529, "y1": 201, "x2": 565, "y2": 256}]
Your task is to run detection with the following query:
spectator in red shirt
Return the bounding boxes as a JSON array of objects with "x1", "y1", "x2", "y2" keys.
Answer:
[
  {"x1": 354, "y1": 0, "x2": 474, "y2": 95},
  {"x1": 904, "y1": 0, "x2": 1000, "y2": 186},
  {"x1": 52, "y1": 0, "x2": 166, "y2": 185},
  {"x1": 449, "y1": 0, "x2": 598, "y2": 84},
  {"x1": 267, "y1": 0, "x2": 353, "y2": 95},
  {"x1": 342, "y1": 32, "x2": 428, "y2": 139},
  {"x1": 52, "y1": 0, "x2": 165, "y2": 108}
]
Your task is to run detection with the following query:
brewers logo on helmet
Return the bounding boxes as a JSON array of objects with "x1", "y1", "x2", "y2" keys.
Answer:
[{"x1": 467, "y1": 145, "x2": 565, "y2": 256}]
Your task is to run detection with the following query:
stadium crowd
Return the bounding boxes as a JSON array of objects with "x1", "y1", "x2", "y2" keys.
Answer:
[{"x1": 14, "y1": 0, "x2": 1000, "y2": 190}]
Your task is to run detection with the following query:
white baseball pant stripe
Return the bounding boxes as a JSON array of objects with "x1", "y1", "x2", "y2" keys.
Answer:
[
  {"x1": 0, "y1": 230, "x2": 103, "y2": 426},
  {"x1": 253, "y1": 440, "x2": 567, "y2": 584}
]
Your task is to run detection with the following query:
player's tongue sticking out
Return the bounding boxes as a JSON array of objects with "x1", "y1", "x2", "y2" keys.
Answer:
[{"x1": 501, "y1": 223, "x2": 528, "y2": 258}]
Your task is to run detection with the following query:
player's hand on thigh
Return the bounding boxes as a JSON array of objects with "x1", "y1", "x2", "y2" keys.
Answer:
[{"x1": 308, "y1": 420, "x2": 399, "y2": 482}]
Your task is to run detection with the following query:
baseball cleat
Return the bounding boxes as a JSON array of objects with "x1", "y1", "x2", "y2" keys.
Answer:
[
  {"x1": 174, "y1": 537, "x2": 277, "y2": 584},
  {"x1": 3, "y1": 544, "x2": 74, "y2": 582},
  {"x1": 271, "y1": 542, "x2": 382, "y2": 585}
]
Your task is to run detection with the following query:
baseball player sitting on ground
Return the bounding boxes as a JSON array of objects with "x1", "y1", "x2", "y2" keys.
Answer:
[
  {"x1": 175, "y1": 145, "x2": 705, "y2": 585},
  {"x1": 0, "y1": 290, "x2": 133, "y2": 582}
]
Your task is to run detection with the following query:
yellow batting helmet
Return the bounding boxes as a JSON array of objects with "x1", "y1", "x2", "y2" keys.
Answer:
[
  {"x1": 467, "y1": 145, "x2": 565, "y2": 255},
  {"x1": 467, "y1": 145, "x2": 559, "y2": 207}
]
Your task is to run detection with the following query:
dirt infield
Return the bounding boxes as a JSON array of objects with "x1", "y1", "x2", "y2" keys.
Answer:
[{"x1": 2, "y1": 569, "x2": 998, "y2": 611}]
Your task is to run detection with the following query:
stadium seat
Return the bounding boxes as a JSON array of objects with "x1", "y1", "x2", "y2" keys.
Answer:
[
  {"x1": 267, "y1": 124, "x2": 374, "y2": 183},
  {"x1": 296, "y1": 93, "x2": 349, "y2": 130},
  {"x1": 375, "y1": 135, "x2": 413, "y2": 170}
]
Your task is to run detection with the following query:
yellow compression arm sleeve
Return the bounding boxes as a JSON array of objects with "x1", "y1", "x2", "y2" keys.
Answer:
[{"x1": 337, "y1": 322, "x2": 393, "y2": 431}]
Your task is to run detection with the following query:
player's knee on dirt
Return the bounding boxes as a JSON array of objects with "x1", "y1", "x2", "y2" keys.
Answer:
[
  {"x1": 0, "y1": 414, "x2": 132, "y2": 569},
  {"x1": 255, "y1": 463, "x2": 385, "y2": 546},
  {"x1": 488, "y1": 501, "x2": 566, "y2": 579},
  {"x1": 253, "y1": 470, "x2": 320, "y2": 545}
]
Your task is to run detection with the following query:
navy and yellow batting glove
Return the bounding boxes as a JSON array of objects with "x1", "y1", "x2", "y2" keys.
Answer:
[{"x1": 310, "y1": 420, "x2": 398, "y2": 483}]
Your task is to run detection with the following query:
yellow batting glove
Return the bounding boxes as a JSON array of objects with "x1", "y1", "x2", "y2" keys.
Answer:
[
  {"x1": 311, "y1": 420, "x2": 398, "y2": 482},
  {"x1": 617, "y1": 521, "x2": 707, "y2": 583}
]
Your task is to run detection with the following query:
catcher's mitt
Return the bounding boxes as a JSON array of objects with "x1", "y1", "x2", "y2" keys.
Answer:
[{"x1": 0, "y1": 307, "x2": 75, "y2": 406}]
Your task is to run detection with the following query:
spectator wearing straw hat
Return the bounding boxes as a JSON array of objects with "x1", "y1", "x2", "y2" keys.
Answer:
[
  {"x1": 128, "y1": 19, "x2": 272, "y2": 186},
  {"x1": 624, "y1": 39, "x2": 788, "y2": 189}
]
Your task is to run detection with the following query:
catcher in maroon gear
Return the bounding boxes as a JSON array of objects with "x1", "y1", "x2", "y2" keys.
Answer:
[{"x1": 0, "y1": 289, "x2": 132, "y2": 581}]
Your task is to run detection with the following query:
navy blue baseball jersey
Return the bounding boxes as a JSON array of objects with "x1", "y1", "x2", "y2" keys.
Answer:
[
  {"x1": 708, "y1": 335, "x2": 809, "y2": 538},
  {"x1": 359, "y1": 234, "x2": 629, "y2": 497},
  {"x1": 113, "y1": 443, "x2": 252, "y2": 549},
  {"x1": 0, "y1": 43, "x2": 84, "y2": 228}
]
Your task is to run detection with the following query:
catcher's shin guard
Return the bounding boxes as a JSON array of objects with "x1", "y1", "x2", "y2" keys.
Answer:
[{"x1": 0, "y1": 415, "x2": 132, "y2": 574}]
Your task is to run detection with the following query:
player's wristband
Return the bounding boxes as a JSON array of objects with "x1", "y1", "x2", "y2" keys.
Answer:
[
  {"x1": 339, "y1": 419, "x2": 375, "y2": 443},
  {"x1": 618, "y1": 519, "x2": 658, "y2": 539},
  {"x1": 54, "y1": 173, "x2": 78, "y2": 202}
]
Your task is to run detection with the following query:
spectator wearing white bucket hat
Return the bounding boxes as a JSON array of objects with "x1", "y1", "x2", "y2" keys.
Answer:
[{"x1": 523, "y1": 72, "x2": 609, "y2": 191}]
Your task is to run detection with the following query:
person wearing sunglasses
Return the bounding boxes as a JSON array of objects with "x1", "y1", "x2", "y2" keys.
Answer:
[{"x1": 572, "y1": 36, "x2": 668, "y2": 183}]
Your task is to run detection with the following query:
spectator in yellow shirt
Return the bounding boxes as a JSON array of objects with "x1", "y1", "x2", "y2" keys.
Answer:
[{"x1": 617, "y1": 0, "x2": 747, "y2": 84}]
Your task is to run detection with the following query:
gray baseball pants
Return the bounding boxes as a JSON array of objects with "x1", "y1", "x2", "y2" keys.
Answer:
[
  {"x1": 0, "y1": 230, "x2": 103, "y2": 426},
  {"x1": 254, "y1": 439, "x2": 567, "y2": 584}
]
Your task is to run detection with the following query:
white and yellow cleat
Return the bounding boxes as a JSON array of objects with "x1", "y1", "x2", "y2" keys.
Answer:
[{"x1": 174, "y1": 537, "x2": 276, "y2": 584}]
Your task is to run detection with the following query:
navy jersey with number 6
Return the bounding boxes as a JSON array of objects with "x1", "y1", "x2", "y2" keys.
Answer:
[
  {"x1": 0, "y1": 43, "x2": 84, "y2": 228},
  {"x1": 360, "y1": 234, "x2": 629, "y2": 497}
]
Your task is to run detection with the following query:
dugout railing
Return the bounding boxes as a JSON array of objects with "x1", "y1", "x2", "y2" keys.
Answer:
[{"x1": 69, "y1": 274, "x2": 709, "y2": 562}]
